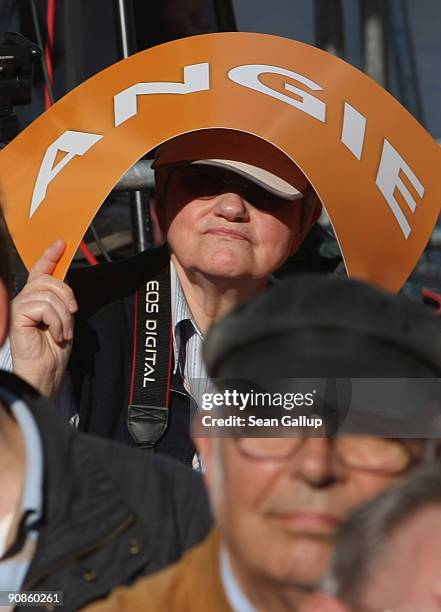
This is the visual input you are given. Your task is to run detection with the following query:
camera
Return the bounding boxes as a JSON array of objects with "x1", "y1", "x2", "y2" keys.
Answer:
[{"x1": 0, "y1": 32, "x2": 40, "y2": 142}]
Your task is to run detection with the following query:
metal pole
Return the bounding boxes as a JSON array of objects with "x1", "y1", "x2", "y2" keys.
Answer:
[
  {"x1": 63, "y1": 0, "x2": 85, "y2": 92},
  {"x1": 115, "y1": 0, "x2": 132, "y2": 59},
  {"x1": 130, "y1": 191, "x2": 152, "y2": 253},
  {"x1": 113, "y1": 160, "x2": 155, "y2": 191},
  {"x1": 361, "y1": 0, "x2": 388, "y2": 87},
  {"x1": 388, "y1": 0, "x2": 425, "y2": 124},
  {"x1": 315, "y1": 0, "x2": 345, "y2": 58},
  {"x1": 114, "y1": 0, "x2": 152, "y2": 253},
  {"x1": 212, "y1": 0, "x2": 237, "y2": 31}
]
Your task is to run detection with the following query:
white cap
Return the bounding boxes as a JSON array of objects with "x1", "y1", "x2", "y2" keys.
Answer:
[
  {"x1": 193, "y1": 159, "x2": 304, "y2": 200},
  {"x1": 153, "y1": 129, "x2": 311, "y2": 199}
]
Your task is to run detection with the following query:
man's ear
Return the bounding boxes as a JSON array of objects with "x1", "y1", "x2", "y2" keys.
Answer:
[
  {"x1": 194, "y1": 435, "x2": 215, "y2": 487},
  {"x1": 289, "y1": 190, "x2": 322, "y2": 256},
  {"x1": 0, "y1": 279, "x2": 10, "y2": 348},
  {"x1": 298, "y1": 592, "x2": 349, "y2": 612}
]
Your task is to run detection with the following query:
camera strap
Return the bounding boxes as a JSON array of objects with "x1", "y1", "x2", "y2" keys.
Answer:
[{"x1": 127, "y1": 262, "x2": 173, "y2": 448}]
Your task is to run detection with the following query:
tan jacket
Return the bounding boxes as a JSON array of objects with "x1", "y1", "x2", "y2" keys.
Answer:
[{"x1": 85, "y1": 529, "x2": 232, "y2": 612}]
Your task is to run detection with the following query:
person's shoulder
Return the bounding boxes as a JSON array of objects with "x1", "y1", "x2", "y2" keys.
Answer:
[
  {"x1": 75, "y1": 431, "x2": 207, "y2": 503},
  {"x1": 0, "y1": 370, "x2": 48, "y2": 405},
  {"x1": 84, "y1": 551, "x2": 185, "y2": 612},
  {"x1": 73, "y1": 432, "x2": 212, "y2": 556},
  {"x1": 85, "y1": 530, "x2": 223, "y2": 612},
  {"x1": 113, "y1": 530, "x2": 225, "y2": 611}
]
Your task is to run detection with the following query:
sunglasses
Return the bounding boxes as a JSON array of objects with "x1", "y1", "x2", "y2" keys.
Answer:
[{"x1": 171, "y1": 164, "x2": 300, "y2": 212}]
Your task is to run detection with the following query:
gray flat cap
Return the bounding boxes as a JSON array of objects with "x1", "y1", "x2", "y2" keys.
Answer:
[{"x1": 204, "y1": 274, "x2": 441, "y2": 379}]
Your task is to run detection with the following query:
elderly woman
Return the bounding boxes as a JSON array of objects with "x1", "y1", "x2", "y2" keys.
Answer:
[{"x1": 7, "y1": 128, "x2": 321, "y2": 463}]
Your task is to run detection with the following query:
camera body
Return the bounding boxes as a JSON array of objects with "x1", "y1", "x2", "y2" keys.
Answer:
[{"x1": 0, "y1": 32, "x2": 40, "y2": 142}]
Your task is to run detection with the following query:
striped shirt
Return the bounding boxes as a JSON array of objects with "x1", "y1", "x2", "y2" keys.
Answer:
[
  {"x1": 0, "y1": 339, "x2": 11, "y2": 372},
  {"x1": 170, "y1": 261, "x2": 213, "y2": 409},
  {"x1": 0, "y1": 390, "x2": 44, "y2": 593}
]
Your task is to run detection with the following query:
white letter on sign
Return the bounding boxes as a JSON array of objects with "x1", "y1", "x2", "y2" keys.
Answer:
[
  {"x1": 375, "y1": 139, "x2": 425, "y2": 239},
  {"x1": 228, "y1": 64, "x2": 326, "y2": 123},
  {"x1": 30, "y1": 130, "x2": 103, "y2": 219},
  {"x1": 341, "y1": 102, "x2": 367, "y2": 160},
  {"x1": 113, "y1": 62, "x2": 210, "y2": 127}
]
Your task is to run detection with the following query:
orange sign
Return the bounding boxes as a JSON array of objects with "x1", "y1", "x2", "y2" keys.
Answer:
[{"x1": 1, "y1": 32, "x2": 440, "y2": 291}]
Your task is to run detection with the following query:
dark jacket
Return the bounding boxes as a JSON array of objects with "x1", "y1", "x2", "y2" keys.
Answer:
[
  {"x1": 67, "y1": 246, "x2": 196, "y2": 463},
  {"x1": 0, "y1": 372, "x2": 212, "y2": 611}
]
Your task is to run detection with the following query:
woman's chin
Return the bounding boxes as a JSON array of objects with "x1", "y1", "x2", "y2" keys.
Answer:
[{"x1": 198, "y1": 251, "x2": 252, "y2": 279}]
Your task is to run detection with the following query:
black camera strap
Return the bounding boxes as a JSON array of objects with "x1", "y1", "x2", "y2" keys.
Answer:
[{"x1": 127, "y1": 262, "x2": 173, "y2": 448}]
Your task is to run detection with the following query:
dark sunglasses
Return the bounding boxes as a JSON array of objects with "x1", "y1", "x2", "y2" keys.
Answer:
[{"x1": 171, "y1": 164, "x2": 300, "y2": 212}]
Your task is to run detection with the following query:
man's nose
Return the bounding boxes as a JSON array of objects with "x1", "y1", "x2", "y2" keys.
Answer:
[
  {"x1": 212, "y1": 192, "x2": 250, "y2": 222},
  {"x1": 289, "y1": 439, "x2": 341, "y2": 487}
]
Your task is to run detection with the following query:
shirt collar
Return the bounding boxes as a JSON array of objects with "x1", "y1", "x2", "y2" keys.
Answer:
[
  {"x1": 220, "y1": 544, "x2": 257, "y2": 612},
  {"x1": 0, "y1": 389, "x2": 44, "y2": 529},
  {"x1": 170, "y1": 260, "x2": 203, "y2": 372}
]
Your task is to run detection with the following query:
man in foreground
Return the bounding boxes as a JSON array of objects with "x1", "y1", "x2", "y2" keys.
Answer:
[
  {"x1": 85, "y1": 274, "x2": 441, "y2": 611},
  {"x1": 300, "y1": 460, "x2": 441, "y2": 612},
  {"x1": 0, "y1": 212, "x2": 212, "y2": 610}
]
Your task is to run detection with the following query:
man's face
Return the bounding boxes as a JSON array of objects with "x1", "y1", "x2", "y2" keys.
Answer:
[
  {"x1": 198, "y1": 437, "x2": 424, "y2": 590},
  {"x1": 158, "y1": 164, "x2": 312, "y2": 282}
]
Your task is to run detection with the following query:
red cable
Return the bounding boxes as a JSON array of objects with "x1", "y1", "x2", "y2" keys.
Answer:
[
  {"x1": 421, "y1": 288, "x2": 441, "y2": 317},
  {"x1": 79, "y1": 242, "x2": 99, "y2": 265},
  {"x1": 44, "y1": 0, "x2": 98, "y2": 265},
  {"x1": 44, "y1": 0, "x2": 55, "y2": 110}
]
